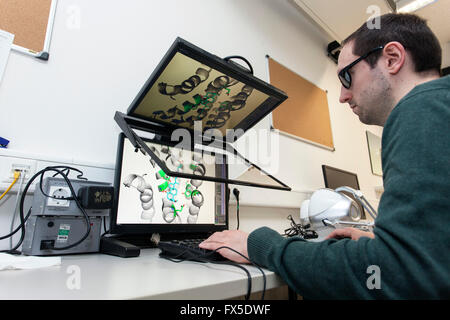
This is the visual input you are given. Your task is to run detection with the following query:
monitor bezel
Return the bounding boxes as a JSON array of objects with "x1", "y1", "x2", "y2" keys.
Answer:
[
  {"x1": 110, "y1": 133, "x2": 229, "y2": 235},
  {"x1": 125, "y1": 37, "x2": 288, "y2": 142},
  {"x1": 321, "y1": 165, "x2": 361, "y2": 190},
  {"x1": 114, "y1": 111, "x2": 292, "y2": 191}
]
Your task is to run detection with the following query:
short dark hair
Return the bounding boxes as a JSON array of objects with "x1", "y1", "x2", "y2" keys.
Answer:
[{"x1": 342, "y1": 13, "x2": 442, "y2": 74}]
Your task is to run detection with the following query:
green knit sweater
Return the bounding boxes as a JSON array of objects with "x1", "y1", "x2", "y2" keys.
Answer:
[{"x1": 247, "y1": 75, "x2": 450, "y2": 299}]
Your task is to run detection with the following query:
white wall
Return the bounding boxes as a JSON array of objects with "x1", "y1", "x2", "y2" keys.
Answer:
[
  {"x1": 443, "y1": 41, "x2": 450, "y2": 69},
  {"x1": 0, "y1": 0, "x2": 383, "y2": 250}
]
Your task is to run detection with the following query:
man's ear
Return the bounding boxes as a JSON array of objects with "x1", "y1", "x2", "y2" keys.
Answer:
[{"x1": 382, "y1": 41, "x2": 406, "y2": 75}]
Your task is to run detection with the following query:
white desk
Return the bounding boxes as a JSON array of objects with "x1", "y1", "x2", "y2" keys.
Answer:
[{"x1": 0, "y1": 248, "x2": 285, "y2": 300}]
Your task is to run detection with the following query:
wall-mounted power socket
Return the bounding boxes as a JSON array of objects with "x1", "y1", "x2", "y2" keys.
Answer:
[{"x1": 47, "y1": 186, "x2": 71, "y2": 207}]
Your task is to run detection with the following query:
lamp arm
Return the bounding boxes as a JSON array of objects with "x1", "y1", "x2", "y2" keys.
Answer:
[
  {"x1": 358, "y1": 195, "x2": 378, "y2": 220},
  {"x1": 335, "y1": 186, "x2": 378, "y2": 220}
]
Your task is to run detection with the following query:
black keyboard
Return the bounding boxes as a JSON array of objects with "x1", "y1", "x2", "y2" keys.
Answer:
[{"x1": 158, "y1": 239, "x2": 227, "y2": 262}]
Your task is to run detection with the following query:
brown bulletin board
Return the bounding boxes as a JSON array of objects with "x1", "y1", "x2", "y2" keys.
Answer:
[
  {"x1": 268, "y1": 56, "x2": 335, "y2": 150},
  {"x1": 0, "y1": 0, "x2": 57, "y2": 60}
]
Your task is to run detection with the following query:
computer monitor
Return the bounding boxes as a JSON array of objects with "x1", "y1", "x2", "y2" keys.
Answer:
[
  {"x1": 115, "y1": 37, "x2": 290, "y2": 191},
  {"x1": 322, "y1": 165, "x2": 366, "y2": 219},
  {"x1": 126, "y1": 37, "x2": 288, "y2": 142},
  {"x1": 109, "y1": 134, "x2": 228, "y2": 239}
]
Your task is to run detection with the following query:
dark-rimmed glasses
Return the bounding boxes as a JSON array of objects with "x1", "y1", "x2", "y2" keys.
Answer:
[{"x1": 338, "y1": 45, "x2": 384, "y2": 89}]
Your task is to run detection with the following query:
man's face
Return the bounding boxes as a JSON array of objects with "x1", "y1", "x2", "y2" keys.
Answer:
[{"x1": 337, "y1": 42, "x2": 392, "y2": 126}]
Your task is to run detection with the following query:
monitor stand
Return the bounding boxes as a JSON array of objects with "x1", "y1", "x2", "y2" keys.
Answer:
[
  {"x1": 100, "y1": 234, "x2": 146, "y2": 258},
  {"x1": 100, "y1": 232, "x2": 214, "y2": 258}
]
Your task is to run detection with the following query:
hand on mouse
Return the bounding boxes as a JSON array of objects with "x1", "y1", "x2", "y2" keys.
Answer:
[{"x1": 199, "y1": 230, "x2": 250, "y2": 264}]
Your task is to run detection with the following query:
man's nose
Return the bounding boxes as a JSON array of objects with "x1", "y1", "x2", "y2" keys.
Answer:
[{"x1": 339, "y1": 86, "x2": 352, "y2": 104}]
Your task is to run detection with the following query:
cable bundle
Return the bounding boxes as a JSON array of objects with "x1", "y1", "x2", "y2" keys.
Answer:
[{"x1": 282, "y1": 215, "x2": 318, "y2": 240}]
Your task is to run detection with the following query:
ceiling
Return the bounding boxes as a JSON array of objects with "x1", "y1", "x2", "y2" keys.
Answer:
[{"x1": 291, "y1": 0, "x2": 449, "y2": 66}]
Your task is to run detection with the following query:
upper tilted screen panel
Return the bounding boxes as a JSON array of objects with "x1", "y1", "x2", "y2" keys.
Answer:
[
  {"x1": 132, "y1": 52, "x2": 269, "y2": 135},
  {"x1": 127, "y1": 38, "x2": 287, "y2": 141}
]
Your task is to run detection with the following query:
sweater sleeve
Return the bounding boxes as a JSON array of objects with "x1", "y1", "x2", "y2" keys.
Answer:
[
  {"x1": 248, "y1": 77, "x2": 450, "y2": 299},
  {"x1": 248, "y1": 227, "x2": 383, "y2": 299}
]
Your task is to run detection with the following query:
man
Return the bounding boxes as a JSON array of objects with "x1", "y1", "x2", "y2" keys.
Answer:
[{"x1": 200, "y1": 13, "x2": 450, "y2": 299}]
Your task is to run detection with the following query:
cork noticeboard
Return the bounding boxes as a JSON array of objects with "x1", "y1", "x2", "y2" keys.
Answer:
[
  {"x1": 268, "y1": 57, "x2": 334, "y2": 151},
  {"x1": 0, "y1": 0, "x2": 57, "y2": 60}
]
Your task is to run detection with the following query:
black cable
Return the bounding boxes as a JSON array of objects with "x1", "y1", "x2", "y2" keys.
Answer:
[
  {"x1": 233, "y1": 188, "x2": 240, "y2": 230},
  {"x1": 0, "y1": 208, "x2": 31, "y2": 241},
  {"x1": 36, "y1": 167, "x2": 92, "y2": 251},
  {"x1": 0, "y1": 166, "x2": 92, "y2": 252},
  {"x1": 160, "y1": 245, "x2": 266, "y2": 300},
  {"x1": 7, "y1": 203, "x2": 27, "y2": 254},
  {"x1": 213, "y1": 245, "x2": 266, "y2": 300},
  {"x1": 102, "y1": 216, "x2": 109, "y2": 236},
  {"x1": 51, "y1": 167, "x2": 88, "y2": 181},
  {"x1": 101, "y1": 216, "x2": 111, "y2": 238},
  {"x1": 223, "y1": 56, "x2": 254, "y2": 75},
  {"x1": 0, "y1": 208, "x2": 32, "y2": 254},
  {"x1": 162, "y1": 253, "x2": 252, "y2": 300},
  {"x1": 39, "y1": 166, "x2": 86, "y2": 200},
  {"x1": 205, "y1": 260, "x2": 253, "y2": 300}
]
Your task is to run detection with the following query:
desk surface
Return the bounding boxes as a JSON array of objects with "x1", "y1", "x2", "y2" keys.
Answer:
[{"x1": 0, "y1": 248, "x2": 285, "y2": 300}]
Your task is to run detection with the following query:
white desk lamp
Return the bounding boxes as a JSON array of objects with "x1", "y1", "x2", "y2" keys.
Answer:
[{"x1": 300, "y1": 187, "x2": 377, "y2": 229}]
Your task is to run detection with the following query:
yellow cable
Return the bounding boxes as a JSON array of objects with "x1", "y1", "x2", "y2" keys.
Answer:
[{"x1": 0, "y1": 171, "x2": 21, "y2": 200}]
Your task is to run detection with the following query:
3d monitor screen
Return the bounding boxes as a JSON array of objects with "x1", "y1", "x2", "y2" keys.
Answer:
[
  {"x1": 116, "y1": 38, "x2": 290, "y2": 193},
  {"x1": 132, "y1": 52, "x2": 269, "y2": 135},
  {"x1": 127, "y1": 38, "x2": 286, "y2": 138},
  {"x1": 115, "y1": 136, "x2": 226, "y2": 226}
]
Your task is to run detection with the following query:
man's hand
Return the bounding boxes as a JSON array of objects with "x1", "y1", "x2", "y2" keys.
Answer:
[
  {"x1": 325, "y1": 227, "x2": 375, "y2": 241},
  {"x1": 199, "y1": 230, "x2": 250, "y2": 264}
]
